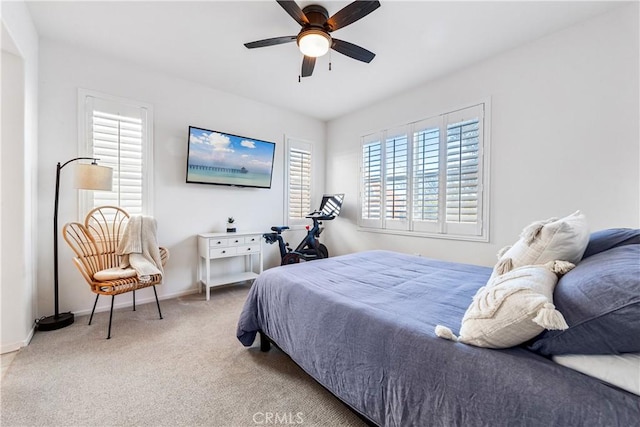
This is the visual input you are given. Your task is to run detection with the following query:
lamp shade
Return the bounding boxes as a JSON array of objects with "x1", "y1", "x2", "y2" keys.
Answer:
[
  {"x1": 297, "y1": 29, "x2": 331, "y2": 57},
  {"x1": 75, "y1": 163, "x2": 113, "y2": 191}
]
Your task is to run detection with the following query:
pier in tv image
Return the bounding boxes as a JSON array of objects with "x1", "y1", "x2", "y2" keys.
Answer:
[{"x1": 186, "y1": 126, "x2": 276, "y2": 189}]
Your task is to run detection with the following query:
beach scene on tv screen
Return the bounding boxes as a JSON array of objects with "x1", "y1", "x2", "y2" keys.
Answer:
[{"x1": 187, "y1": 127, "x2": 274, "y2": 188}]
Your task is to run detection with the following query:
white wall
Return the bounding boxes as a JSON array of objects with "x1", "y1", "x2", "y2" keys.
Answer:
[
  {"x1": 38, "y1": 40, "x2": 326, "y2": 316},
  {"x1": 1, "y1": 2, "x2": 39, "y2": 353},
  {"x1": 325, "y1": 4, "x2": 639, "y2": 267}
]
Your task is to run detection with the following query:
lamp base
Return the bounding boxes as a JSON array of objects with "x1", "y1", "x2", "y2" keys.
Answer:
[{"x1": 37, "y1": 312, "x2": 74, "y2": 331}]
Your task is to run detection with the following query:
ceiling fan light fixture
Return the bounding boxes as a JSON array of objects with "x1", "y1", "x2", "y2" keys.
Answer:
[{"x1": 297, "y1": 29, "x2": 331, "y2": 57}]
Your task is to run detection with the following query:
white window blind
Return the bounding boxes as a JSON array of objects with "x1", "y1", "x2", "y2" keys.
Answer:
[
  {"x1": 359, "y1": 102, "x2": 488, "y2": 240},
  {"x1": 91, "y1": 111, "x2": 143, "y2": 213},
  {"x1": 446, "y1": 118, "x2": 479, "y2": 224},
  {"x1": 360, "y1": 133, "x2": 382, "y2": 228},
  {"x1": 385, "y1": 131, "x2": 408, "y2": 221},
  {"x1": 285, "y1": 137, "x2": 314, "y2": 227},
  {"x1": 78, "y1": 89, "x2": 153, "y2": 217},
  {"x1": 412, "y1": 120, "x2": 441, "y2": 233},
  {"x1": 288, "y1": 147, "x2": 312, "y2": 219}
]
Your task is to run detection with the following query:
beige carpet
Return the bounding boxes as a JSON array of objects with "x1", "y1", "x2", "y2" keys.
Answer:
[{"x1": 0, "y1": 284, "x2": 366, "y2": 427}]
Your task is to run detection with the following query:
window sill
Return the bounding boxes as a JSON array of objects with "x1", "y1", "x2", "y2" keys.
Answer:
[{"x1": 356, "y1": 226, "x2": 489, "y2": 243}]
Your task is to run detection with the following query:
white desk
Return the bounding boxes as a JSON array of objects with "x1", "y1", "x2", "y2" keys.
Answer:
[{"x1": 197, "y1": 231, "x2": 264, "y2": 301}]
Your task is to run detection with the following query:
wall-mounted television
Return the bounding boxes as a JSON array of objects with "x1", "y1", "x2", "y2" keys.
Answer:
[{"x1": 186, "y1": 126, "x2": 276, "y2": 189}]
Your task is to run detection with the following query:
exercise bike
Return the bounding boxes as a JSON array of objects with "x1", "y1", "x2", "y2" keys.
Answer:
[{"x1": 264, "y1": 194, "x2": 344, "y2": 265}]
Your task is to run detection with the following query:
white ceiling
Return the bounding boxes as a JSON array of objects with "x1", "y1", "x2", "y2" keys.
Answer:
[{"x1": 26, "y1": 1, "x2": 621, "y2": 122}]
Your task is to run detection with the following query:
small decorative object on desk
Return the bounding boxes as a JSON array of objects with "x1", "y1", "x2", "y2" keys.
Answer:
[{"x1": 226, "y1": 217, "x2": 236, "y2": 233}]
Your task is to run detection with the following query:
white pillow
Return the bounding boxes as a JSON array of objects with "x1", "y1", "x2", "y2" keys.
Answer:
[
  {"x1": 435, "y1": 261, "x2": 573, "y2": 349},
  {"x1": 491, "y1": 210, "x2": 589, "y2": 279},
  {"x1": 94, "y1": 267, "x2": 137, "y2": 281}
]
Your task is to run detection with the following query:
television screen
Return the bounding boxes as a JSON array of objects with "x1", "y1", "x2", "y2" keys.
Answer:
[{"x1": 186, "y1": 126, "x2": 276, "y2": 188}]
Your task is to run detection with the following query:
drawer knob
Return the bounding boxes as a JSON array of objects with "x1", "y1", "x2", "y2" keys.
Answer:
[{"x1": 222, "y1": 250, "x2": 226, "y2": 254}]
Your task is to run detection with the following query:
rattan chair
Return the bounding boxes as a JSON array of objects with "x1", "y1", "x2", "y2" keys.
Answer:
[{"x1": 63, "y1": 206, "x2": 169, "y2": 339}]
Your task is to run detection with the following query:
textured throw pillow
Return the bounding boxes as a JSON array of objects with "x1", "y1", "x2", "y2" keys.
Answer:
[
  {"x1": 528, "y1": 244, "x2": 640, "y2": 355},
  {"x1": 94, "y1": 267, "x2": 137, "y2": 281},
  {"x1": 435, "y1": 261, "x2": 574, "y2": 349},
  {"x1": 581, "y1": 228, "x2": 640, "y2": 260},
  {"x1": 491, "y1": 210, "x2": 589, "y2": 279}
]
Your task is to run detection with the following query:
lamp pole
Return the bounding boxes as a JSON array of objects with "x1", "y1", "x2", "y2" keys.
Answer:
[{"x1": 37, "y1": 157, "x2": 100, "y2": 331}]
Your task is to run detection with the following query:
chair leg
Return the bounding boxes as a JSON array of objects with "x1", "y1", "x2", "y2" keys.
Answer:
[
  {"x1": 107, "y1": 295, "x2": 115, "y2": 340},
  {"x1": 153, "y1": 286, "x2": 163, "y2": 320},
  {"x1": 89, "y1": 294, "x2": 99, "y2": 325},
  {"x1": 133, "y1": 290, "x2": 136, "y2": 311}
]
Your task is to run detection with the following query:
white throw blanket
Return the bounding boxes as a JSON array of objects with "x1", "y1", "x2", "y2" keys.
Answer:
[{"x1": 116, "y1": 215, "x2": 163, "y2": 283}]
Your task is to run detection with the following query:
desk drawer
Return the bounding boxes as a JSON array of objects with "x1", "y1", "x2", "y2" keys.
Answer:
[
  {"x1": 228, "y1": 236, "x2": 244, "y2": 246},
  {"x1": 209, "y1": 238, "x2": 229, "y2": 247},
  {"x1": 237, "y1": 244, "x2": 260, "y2": 254},
  {"x1": 243, "y1": 235, "x2": 262, "y2": 245},
  {"x1": 209, "y1": 246, "x2": 237, "y2": 257}
]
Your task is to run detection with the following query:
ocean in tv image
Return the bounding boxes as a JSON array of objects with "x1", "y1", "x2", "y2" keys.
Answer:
[{"x1": 187, "y1": 127, "x2": 275, "y2": 188}]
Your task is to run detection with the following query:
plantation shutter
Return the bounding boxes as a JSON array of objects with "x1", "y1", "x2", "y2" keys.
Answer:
[
  {"x1": 360, "y1": 133, "x2": 382, "y2": 228},
  {"x1": 384, "y1": 127, "x2": 409, "y2": 230},
  {"x1": 359, "y1": 103, "x2": 487, "y2": 240},
  {"x1": 78, "y1": 90, "x2": 153, "y2": 217},
  {"x1": 412, "y1": 117, "x2": 441, "y2": 233},
  {"x1": 288, "y1": 147, "x2": 312, "y2": 219},
  {"x1": 286, "y1": 138, "x2": 314, "y2": 227},
  {"x1": 443, "y1": 104, "x2": 484, "y2": 236},
  {"x1": 91, "y1": 111, "x2": 144, "y2": 214}
]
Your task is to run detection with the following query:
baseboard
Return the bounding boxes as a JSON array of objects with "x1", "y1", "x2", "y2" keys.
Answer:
[{"x1": 1, "y1": 326, "x2": 35, "y2": 355}]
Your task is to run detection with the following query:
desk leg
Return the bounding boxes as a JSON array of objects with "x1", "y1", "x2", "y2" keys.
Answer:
[
  {"x1": 205, "y1": 257, "x2": 211, "y2": 301},
  {"x1": 197, "y1": 256, "x2": 202, "y2": 294}
]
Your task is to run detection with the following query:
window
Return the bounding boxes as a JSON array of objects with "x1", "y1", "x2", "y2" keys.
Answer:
[
  {"x1": 361, "y1": 134, "x2": 382, "y2": 223},
  {"x1": 285, "y1": 137, "x2": 313, "y2": 227},
  {"x1": 78, "y1": 89, "x2": 153, "y2": 216},
  {"x1": 359, "y1": 103, "x2": 488, "y2": 240}
]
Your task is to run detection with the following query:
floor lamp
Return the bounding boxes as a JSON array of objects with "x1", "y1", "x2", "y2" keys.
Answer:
[{"x1": 37, "y1": 157, "x2": 113, "y2": 331}]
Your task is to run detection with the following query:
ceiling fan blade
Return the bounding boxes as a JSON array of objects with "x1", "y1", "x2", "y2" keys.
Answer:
[
  {"x1": 331, "y1": 39, "x2": 375, "y2": 63},
  {"x1": 325, "y1": 1, "x2": 380, "y2": 32},
  {"x1": 276, "y1": 0, "x2": 309, "y2": 26},
  {"x1": 301, "y1": 56, "x2": 316, "y2": 78},
  {"x1": 244, "y1": 36, "x2": 297, "y2": 49}
]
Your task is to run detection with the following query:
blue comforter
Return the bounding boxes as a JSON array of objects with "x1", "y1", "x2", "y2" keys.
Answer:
[{"x1": 237, "y1": 250, "x2": 640, "y2": 426}]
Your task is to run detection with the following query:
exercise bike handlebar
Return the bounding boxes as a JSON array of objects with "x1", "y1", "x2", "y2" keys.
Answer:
[{"x1": 305, "y1": 211, "x2": 335, "y2": 221}]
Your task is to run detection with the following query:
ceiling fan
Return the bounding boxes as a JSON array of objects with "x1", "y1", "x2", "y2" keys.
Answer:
[{"x1": 244, "y1": 0, "x2": 381, "y2": 79}]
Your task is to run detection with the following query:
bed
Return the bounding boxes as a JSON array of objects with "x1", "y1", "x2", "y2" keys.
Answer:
[{"x1": 237, "y1": 230, "x2": 640, "y2": 426}]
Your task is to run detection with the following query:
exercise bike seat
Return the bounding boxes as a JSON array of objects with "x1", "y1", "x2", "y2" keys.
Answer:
[{"x1": 271, "y1": 226, "x2": 289, "y2": 233}]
